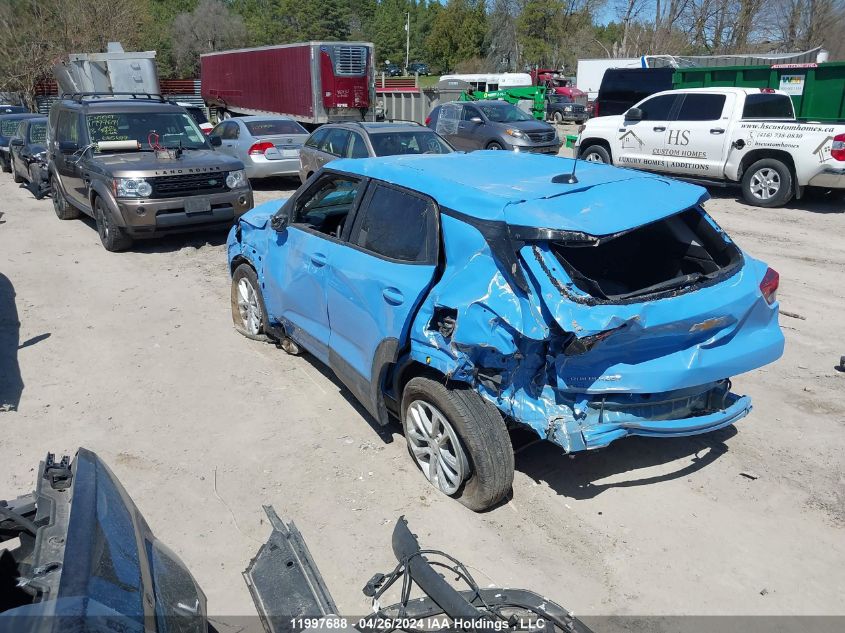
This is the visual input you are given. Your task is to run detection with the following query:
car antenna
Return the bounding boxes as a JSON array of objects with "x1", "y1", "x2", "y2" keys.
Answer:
[{"x1": 552, "y1": 155, "x2": 579, "y2": 184}]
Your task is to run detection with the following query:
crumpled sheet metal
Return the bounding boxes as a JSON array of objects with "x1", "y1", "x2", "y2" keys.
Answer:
[{"x1": 408, "y1": 212, "x2": 784, "y2": 449}]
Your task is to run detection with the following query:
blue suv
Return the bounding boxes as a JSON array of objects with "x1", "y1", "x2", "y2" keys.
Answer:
[{"x1": 227, "y1": 152, "x2": 784, "y2": 511}]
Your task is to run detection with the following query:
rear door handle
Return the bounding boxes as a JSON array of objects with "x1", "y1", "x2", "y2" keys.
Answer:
[
  {"x1": 309, "y1": 253, "x2": 327, "y2": 267},
  {"x1": 382, "y1": 287, "x2": 404, "y2": 305},
  {"x1": 653, "y1": 126, "x2": 666, "y2": 132},
  {"x1": 710, "y1": 128, "x2": 725, "y2": 135}
]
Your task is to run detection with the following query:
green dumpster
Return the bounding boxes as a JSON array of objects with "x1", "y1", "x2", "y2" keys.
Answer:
[{"x1": 673, "y1": 62, "x2": 845, "y2": 122}]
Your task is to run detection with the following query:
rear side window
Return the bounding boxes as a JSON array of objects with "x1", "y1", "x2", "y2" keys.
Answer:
[
  {"x1": 319, "y1": 129, "x2": 351, "y2": 156},
  {"x1": 676, "y1": 94, "x2": 726, "y2": 121},
  {"x1": 351, "y1": 184, "x2": 436, "y2": 263},
  {"x1": 347, "y1": 132, "x2": 369, "y2": 158},
  {"x1": 221, "y1": 121, "x2": 239, "y2": 140},
  {"x1": 57, "y1": 111, "x2": 81, "y2": 143},
  {"x1": 305, "y1": 127, "x2": 329, "y2": 148},
  {"x1": 637, "y1": 94, "x2": 677, "y2": 120},
  {"x1": 0, "y1": 119, "x2": 21, "y2": 137},
  {"x1": 743, "y1": 94, "x2": 794, "y2": 119}
]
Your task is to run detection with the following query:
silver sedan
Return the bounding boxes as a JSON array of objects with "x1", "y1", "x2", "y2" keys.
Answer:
[{"x1": 209, "y1": 116, "x2": 310, "y2": 180}]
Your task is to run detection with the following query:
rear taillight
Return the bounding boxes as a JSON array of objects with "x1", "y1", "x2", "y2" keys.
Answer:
[
  {"x1": 425, "y1": 115, "x2": 431, "y2": 126},
  {"x1": 831, "y1": 133, "x2": 845, "y2": 161},
  {"x1": 760, "y1": 88, "x2": 776, "y2": 93},
  {"x1": 248, "y1": 141, "x2": 274, "y2": 155},
  {"x1": 203, "y1": 128, "x2": 212, "y2": 135},
  {"x1": 760, "y1": 267, "x2": 779, "y2": 304},
  {"x1": 592, "y1": 101, "x2": 598, "y2": 117}
]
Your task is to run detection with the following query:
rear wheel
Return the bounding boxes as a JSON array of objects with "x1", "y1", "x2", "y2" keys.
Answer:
[
  {"x1": 742, "y1": 158, "x2": 793, "y2": 208},
  {"x1": 230, "y1": 263, "x2": 270, "y2": 341},
  {"x1": 94, "y1": 196, "x2": 133, "y2": 252},
  {"x1": 580, "y1": 144, "x2": 611, "y2": 163},
  {"x1": 1, "y1": 155, "x2": 10, "y2": 173},
  {"x1": 401, "y1": 376, "x2": 514, "y2": 511},
  {"x1": 51, "y1": 175, "x2": 80, "y2": 220}
]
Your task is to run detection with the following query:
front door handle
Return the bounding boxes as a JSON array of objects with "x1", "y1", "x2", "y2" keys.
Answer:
[
  {"x1": 310, "y1": 253, "x2": 327, "y2": 267},
  {"x1": 710, "y1": 128, "x2": 725, "y2": 135},
  {"x1": 653, "y1": 126, "x2": 666, "y2": 132},
  {"x1": 382, "y1": 287, "x2": 404, "y2": 305}
]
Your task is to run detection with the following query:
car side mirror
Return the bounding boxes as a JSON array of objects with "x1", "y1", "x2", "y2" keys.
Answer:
[
  {"x1": 58, "y1": 140, "x2": 79, "y2": 153},
  {"x1": 209, "y1": 136, "x2": 222, "y2": 147},
  {"x1": 270, "y1": 212, "x2": 289, "y2": 232},
  {"x1": 469, "y1": 117, "x2": 483, "y2": 124},
  {"x1": 624, "y1": 107, "x2": 643, "y2": 122},
  {"x1": 10, "y1": 138, "x2": 23, "y2": 147}
]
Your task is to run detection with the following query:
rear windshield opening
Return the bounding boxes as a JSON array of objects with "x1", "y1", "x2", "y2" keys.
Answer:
[{"x1": 551, "y1": 208, "x2": 741, "y2": 301}]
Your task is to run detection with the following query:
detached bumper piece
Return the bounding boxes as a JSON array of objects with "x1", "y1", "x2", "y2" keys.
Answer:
[
  {"x1": 243, "y1": 506, "x2": 338, "y2": 633},
  {"x1": 549, "y1": 381, "x2": 751, "y2": 452}
]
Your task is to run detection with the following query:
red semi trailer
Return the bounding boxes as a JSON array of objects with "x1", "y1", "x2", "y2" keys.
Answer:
[{"x1": 201, "y1": 41, "x2": 375, "y2": 124}]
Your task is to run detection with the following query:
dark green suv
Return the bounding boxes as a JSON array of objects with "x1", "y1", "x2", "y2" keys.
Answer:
[{"x1": 47, "y1": 94, "x2": 254, "y2": 251}]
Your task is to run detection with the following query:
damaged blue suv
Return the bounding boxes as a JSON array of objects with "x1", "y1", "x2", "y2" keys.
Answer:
[{"x1": 227, "y1": 152, "x2": 784, "y2": 511}]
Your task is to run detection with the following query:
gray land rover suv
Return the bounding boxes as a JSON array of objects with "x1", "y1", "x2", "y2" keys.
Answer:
[{"x1": 48, "y1": 94, "x2": 254, "y2": 251}]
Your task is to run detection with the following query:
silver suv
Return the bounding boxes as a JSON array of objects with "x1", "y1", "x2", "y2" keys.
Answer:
[
  {"x1": 48, "y1": 94, "x2": 253, "y2": 251},
  {"x1": 427, "y1": 100, "x2": 561, "y2": 153},
  {"x1": 298, "y1": 121, "x2": 453, "y2": 183}
]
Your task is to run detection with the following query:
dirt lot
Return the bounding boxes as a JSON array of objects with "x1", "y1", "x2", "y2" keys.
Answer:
[{"x1": 1, "y1": 161, "x2": 843, "y2": 622}]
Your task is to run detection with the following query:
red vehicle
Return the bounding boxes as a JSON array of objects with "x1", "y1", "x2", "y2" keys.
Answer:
[
  {"x1": 201, "y1": 42, "x2": 375, "y2": 124},
  {"x1": 531, "y1": 68, "x2": 588, "y2": 107}
]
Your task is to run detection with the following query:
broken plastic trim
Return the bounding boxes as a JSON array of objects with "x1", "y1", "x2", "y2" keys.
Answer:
[{"x1": 243, "y1": 506, "x2": 338, "y2": 633}]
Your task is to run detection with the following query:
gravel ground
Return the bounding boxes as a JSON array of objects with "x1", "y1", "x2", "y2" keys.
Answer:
[{"x1": 0, "y1": 155, "x2": 843, "y2": 623}]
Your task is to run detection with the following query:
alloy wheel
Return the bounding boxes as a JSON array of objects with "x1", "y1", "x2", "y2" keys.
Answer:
[
  {"x1": 237, "y1": 277, "x2": 262, "y2": 335},
  {"x1": 405, "y1": 400, "x2": 468, "y2": 495},
  {"x1": 749, "y1": 167, "x2": 781, "y2": 201}
]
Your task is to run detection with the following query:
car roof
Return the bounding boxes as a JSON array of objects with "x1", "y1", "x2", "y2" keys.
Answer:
[
  {"x1": 58, "y1": 99, "x2": 186, "y2": 115},
  {"x1": 0, "y1": 113, "x2": 38, "y2": 121},
  {"x1": 316, "y1": 122, "x2": 429, "y2": 134},
  {"x1": 331, "y1": 152, "x2": 709, "y2": 235},
  {"x1": 235, "y1": 115, "x2": 302, "y2": 123}
]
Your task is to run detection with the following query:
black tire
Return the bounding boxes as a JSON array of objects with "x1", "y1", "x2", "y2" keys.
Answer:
[
  {"x1": 11, "y1": 158, "x2": 23, "y2": 183},
  {"x1": 230, "y1": 263, "x2": 271, "y2": 342},
  {"x1": 1, "y1": 155, "x2": 10, "y2": 173},
  {"x1": 401, "y1": 376, "x2": 514, "y2": 511},
  {"x1": 94, "y1": 196, "x2": 133, "y2": 252},
  {"x1": 486, "y1": 141, "x2": 504, "y2": 150},
  {"x1": 579, "y1": 143, "x2": 611, "y2": 163},
  {"x1": 51, "y1": 174, "x2": 80, "y2": 220},
  {"x1": 741, "y1": 158, "x2": 794, "y2": 208},
  {"x1": 553, "y1": 111, "x2": 563, "y2": 124}
]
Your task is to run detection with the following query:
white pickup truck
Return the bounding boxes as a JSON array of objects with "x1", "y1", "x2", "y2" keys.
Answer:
[{"x1": 576, "y1": 87, "x2": 845, "y2": 207}]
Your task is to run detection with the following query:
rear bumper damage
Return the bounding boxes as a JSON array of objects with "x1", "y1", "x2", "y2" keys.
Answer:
[{"x1": 547, "y1": 381, "x2": 750, "y2": 452}]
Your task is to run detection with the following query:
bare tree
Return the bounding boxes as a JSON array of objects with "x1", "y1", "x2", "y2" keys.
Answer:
[{"x1": 171, "y1": 0, "x2": 248, "y2": 75}]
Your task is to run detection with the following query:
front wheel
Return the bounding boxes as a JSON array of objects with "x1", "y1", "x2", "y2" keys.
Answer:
[
  {"x1": 402, "y1": 377, "x2": 514, "y2": 511},
  {"x1": 486, "y1": 141, "x2": 504, "y2": 150},
  {"x1": 579, "y1": 144, "x2": 611, "y2": 163},
  {"x1": 552, "y1": 111, "x2": 563, "y2": 124},
  {"x1": 230, "y1": 263, "x2": 270, "y2": 341},
  {"x1": 741, "y1": 158, "x2": 794, "y2": 208},
  {"x1": 94, "y1": 196, "x2": 133, "y2": 252}
]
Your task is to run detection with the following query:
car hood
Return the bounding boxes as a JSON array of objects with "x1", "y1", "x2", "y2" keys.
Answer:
[
  {"x1": 92, "y1": 149, "x2": 243, "y2": 177},
  {"x1": 491, "y1": 119, "x2": 554, "y2": 133},
  {"x1": 239, "y1": 198, "x2": 288, "y2": 229}
]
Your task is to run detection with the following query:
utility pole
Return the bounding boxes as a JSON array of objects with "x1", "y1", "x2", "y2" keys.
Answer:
[{"x1": 404, "y1": 12, "x2": 410, "y2": 74}]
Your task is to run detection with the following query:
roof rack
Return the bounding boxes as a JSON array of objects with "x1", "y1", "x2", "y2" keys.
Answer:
[
  {"x1": 386, "y1": 119, "x2": 424, "y2": 126},
  {"x1": 61, "y1": 92, "x2": 167, "y2": 103}
]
